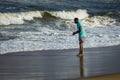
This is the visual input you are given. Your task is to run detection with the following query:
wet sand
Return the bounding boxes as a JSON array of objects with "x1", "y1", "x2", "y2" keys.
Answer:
[
  {"x1": 0, "y1": 45, "x2": 120, "y2": 80},
  {"x1": 72, "y1": 74, "x2": 120, "y2": 80}
]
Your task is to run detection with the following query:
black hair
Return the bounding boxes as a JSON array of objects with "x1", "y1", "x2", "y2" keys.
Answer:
[{"x1": 74, "y1": 18, "x2": 79, "y2": 21}]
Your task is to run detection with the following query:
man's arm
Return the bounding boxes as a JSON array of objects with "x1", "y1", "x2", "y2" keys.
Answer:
[{"x1": 73, "y1": 26, "x2": 82, "y2": 35}]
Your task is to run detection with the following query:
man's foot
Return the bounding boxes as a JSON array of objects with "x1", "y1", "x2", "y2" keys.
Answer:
[{"x1": 76, "y1": 54, "x2": 83, "y2": 57}]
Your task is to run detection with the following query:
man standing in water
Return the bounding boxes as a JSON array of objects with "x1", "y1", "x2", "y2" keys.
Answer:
[{"x1": 73, "y1": 18, "x2": 86, "y2": 56}]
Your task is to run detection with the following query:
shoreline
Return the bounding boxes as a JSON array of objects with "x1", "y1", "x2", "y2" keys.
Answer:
[
  {"x1": 71, "y1": 73, "x2": 120, "y2": 80},
  {"x1": 2, "y1": 45, "x2": 120, "y2": 55}
]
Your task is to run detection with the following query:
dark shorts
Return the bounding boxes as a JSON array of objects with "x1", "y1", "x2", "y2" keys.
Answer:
[{"x1": 79, "y1": 37, "x2": 85, "y2": 43}]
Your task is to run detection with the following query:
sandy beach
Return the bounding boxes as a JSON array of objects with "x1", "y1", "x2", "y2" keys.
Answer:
[
  {"x1": 0, "y1": 45, "x2": 120, "y2": 80},
  {"x1": 72, "y1": 74, "x2": 120, "y2": 80}
]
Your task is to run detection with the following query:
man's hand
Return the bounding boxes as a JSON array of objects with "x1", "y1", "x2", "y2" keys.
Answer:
[{"x1": 72, "y1": 32, "x2": 76, "y2": 35}]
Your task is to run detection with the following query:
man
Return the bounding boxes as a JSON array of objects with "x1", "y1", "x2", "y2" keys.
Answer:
[{"x1": 73, "y1": 18, "x2": 86, "y2": 56}]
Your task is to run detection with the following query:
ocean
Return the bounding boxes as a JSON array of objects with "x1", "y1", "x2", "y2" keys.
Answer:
[{"x1": 0, "y1": 0, "x2": 120, "y2": 54}]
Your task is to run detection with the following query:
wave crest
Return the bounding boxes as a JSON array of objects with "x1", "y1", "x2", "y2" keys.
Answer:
[
  {"x1": 0, "y1": 11, "x2": 42, "y2": 25},
  {"x1": 45, "y1": 9, "x2": 89, "y2": 19},
  {"x1": 0, "y1": 9, "x2": 89, "y2": 25}
]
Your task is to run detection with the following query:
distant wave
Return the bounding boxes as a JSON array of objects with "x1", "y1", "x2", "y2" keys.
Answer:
[
  {"x1": 0, "y1": 9, "x2": 89, "y2": 25},
  {"x1": 0, "y1": 9, "x2": 119, "y2": 26}
]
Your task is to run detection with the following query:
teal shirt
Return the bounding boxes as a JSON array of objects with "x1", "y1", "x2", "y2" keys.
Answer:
[{"x1": 77, "y1": 22, "x2": 86, "y2": 37}]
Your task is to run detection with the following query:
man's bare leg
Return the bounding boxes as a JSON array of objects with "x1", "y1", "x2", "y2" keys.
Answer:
[
  {"x1": 80, "y1": 43, "x2": 83, "y2": 56},
  {"x1": 77, "y1": 43, "x2": 83, "y2": 56}
]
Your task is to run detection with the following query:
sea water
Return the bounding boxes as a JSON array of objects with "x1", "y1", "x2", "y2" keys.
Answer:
[{"x1": 0, "y1": 0, "x2": 120, "y2": 54}]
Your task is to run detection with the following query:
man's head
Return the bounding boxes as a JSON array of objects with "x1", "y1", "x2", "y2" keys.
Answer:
[{"x1": 74, "y1": 18, "x2": 79, "y2": 24}]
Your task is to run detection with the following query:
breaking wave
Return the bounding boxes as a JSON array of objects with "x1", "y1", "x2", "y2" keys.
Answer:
[
  {"x1": 0, "y1": 9, "x2": 89, "y2": 25},
  {"x1": 0, "y1": 11, "x2": 42, "y2": 25}
]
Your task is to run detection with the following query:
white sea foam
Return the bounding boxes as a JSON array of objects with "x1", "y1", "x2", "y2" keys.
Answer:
[
  {"x1": 0, "y1": 9, "x2": 89, "y2": 25},
  {"x1": 0, "y1": 24, "x2": 120, "y2": 54},
  {"x1": 46, "y1": 9, "x2": 89, "y2": 19},
  {"x1": 0, "y1": 9, "x2": 118, "y2": 26},
  {"x1": 82, "y1": 16, "x2": 117, "y2": 28},
  {"x1": 0, "y1": 11, "x2": 42, "y2": 25},
  {"x1": 0, "y1": 10, "x2": 120, "y2": 54}
]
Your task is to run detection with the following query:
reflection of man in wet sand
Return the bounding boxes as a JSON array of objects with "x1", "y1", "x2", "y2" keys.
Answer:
[
  {"x1": 79, "y1": 56, "x2": 84, "y2": 78},
  {"x1": 73, "y1": 18, "x2": 86, "y2": 56}
]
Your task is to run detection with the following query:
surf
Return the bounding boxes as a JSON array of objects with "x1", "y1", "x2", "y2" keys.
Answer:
[{"x1": 0, "y1": 9, "x2": 89, "y2": 25}]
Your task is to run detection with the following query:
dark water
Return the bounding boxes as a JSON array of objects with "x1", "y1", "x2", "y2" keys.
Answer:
[{"x1": 0, "y1": 0, "x2": 120, "y2": 14}]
